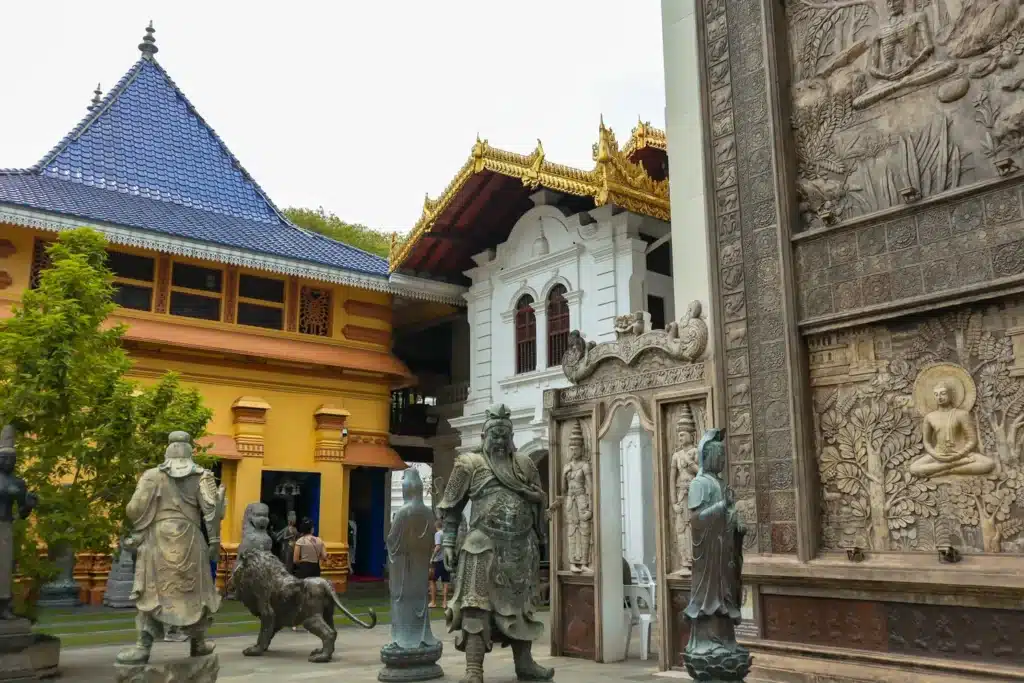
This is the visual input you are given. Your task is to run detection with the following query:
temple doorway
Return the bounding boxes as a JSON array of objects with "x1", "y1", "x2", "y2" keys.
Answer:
[
  {"x1": 595, "y1": 403, "x2": 656, "y2": 662},
  {"x1": 349, "y1": 466, "x2": 388, "y2": 579},
  {"x1": 260, "y1": 471, "x2": 321, "y2": 542}
]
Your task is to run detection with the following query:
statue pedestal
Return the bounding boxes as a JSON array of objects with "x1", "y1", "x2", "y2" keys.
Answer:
[
  {"x1": 104, "y1": 549, "x2": 136, "y2": 609},
  {"x1": 0, "y1": 620, "x2": 61, "y2": 681},
  {"x1": 378, "y1": 642, "x2": 444, "y2": 682},
  {"x1": 682, "y1": 643, "x2": 752, "y2": 682},
  {"x1": 114, "y1": 654, "x2": 218, "y2": 683}
]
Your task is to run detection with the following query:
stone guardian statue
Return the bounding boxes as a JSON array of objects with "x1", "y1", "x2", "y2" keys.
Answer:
[
  {"x1": 379, "y1": 467, "x2": 443, "y2": 681},
  {"x1": 0, "y1": 425, "x2": 36, "y2": 620},
  {"x1": 437, "y1": 404, "x2": 554, "y2": 683},
  {"x1": 115, "y1": 431, "x2": 226, "y2": 673},
  {"x1": 682, "y1": 428, "x2": 752, "y2": 681}
]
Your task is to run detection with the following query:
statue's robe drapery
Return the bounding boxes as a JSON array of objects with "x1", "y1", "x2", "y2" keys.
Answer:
[
  {"x1": 386, "y1": 498, "x2": 437, "y2": 649},
  {"x1": 684, "y1": 472, "x2": 742, "y2": 651},
  {"x1": 127, "y1": 468, "x2": 221, "y2": 628},
  {"x1": 437, "y1": 451, "x2": 547, "y2": 652}
]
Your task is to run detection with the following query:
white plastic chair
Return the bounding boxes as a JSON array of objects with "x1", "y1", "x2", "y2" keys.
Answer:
[{"x1": 623, "y1": 583, "x2": 655, "y2": 660}]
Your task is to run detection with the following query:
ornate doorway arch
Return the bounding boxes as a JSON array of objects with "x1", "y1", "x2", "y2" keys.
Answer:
[{"x1": 544, "y1": 304, "x2": 713, "y2": 668}]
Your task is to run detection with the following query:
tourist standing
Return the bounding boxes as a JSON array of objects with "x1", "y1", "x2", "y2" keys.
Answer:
[
  {"x1": 293, "y1": 518, "x2": 326, "y2": 579},
  {"x1": 428, "y1": 519, "x2": 449, "y2": 609}
]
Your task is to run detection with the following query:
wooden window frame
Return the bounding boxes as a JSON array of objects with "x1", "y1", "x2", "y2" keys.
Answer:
[
  {"x1": 515, "y1": 294, "x2": 537, "y2": 375},
  {"x1": 546, "y1": 284, "x2": 570, "y2": 368},
  {"x1": 168, "y1": 259, "x2": 225, "y2": 322},
  {"x1": 107, "y1": 249, "x2": 157, "y2": 313},
  {"x1": 234, "y1": 271, "x2": 288, "y2": 331}
]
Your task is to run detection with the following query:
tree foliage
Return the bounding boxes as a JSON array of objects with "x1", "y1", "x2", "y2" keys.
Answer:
[
  {"x1": 0, "y1": 228, "x2": 212, "y2": 589},
  {"x1": 284, "y1": 206, "x2": 392, "y2": 258}
]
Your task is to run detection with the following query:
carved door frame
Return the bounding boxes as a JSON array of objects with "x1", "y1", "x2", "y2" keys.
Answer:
[{"x1": 545, "y1": 370, "x2": 713, "y2": 670}]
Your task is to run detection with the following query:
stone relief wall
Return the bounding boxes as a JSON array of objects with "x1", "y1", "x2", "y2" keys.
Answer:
[
  {"x1": 788, "y1": 0, "x2": 1024, "y2": 230},
  {"x1": 795, "y1": 185, "x2": 1024, "y2": 321},
  {"x1": 701, "y1": 0, "x2": 802, "y2": 555},
  {"x1": 809, "y1": 297, "x2": 1024, "y2": 553},
  {"x1": 556, "y1": 417, "x2": 594, "y2": 573}
]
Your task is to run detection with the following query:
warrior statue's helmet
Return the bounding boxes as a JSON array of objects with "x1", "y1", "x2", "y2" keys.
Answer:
[{"x1": 161, "y1": 431, "x2": 199, "y2": 478}]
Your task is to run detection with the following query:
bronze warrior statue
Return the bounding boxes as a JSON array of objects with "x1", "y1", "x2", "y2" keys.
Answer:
[
  {"x1": 437, "y1": 404, "x2": 554, "y2": 683},
  {"x1": 0, "y1": 425, "x2": 37, "y2": 620},
  {"x1": 682, "y1": 428, "x2": 752, "y2": 681}
]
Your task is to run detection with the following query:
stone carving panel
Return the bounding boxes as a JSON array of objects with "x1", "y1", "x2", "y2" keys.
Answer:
[
  {"x1": 700, "y1": 0, "x2": 799, "y2": 554},
  {"x1": 789, "y1": 0, "x2": 1024, "y2": 230},
  {"x1": 762, "y1": 594, "x2": 888, "y2": 652},
  {"x1": 559, "y1": 582, "x2": 595, "y2": 659},
  {"x1": 670, "y1": 590, "x2": 692, "y2": 668},
  {"x1": 663, "y1": 399, "x2": 713, "y2": 574},
  {"x1": 887, "y1": 602, "x2": 1024, "y2": 666},
  {"x1": 795, "y1": 186, "x2": 1024, "y2": 320},
  {"x1": 810, "y1": 297, "x2": 1024, "y2": 553},
  {"x1": 557, "y1": 418, "x2": 594, "y2": 574}
]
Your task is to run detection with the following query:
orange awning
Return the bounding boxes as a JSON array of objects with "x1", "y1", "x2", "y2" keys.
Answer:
[
  {"x1": 345, "y1": 443, "x2": 408, "y2": 470},
  {"x1": 112, "y1": 314, "x2": 412, "y2": 381},
  {"x1": 198, "y1": 434, "x2": 241, "y2": 460}
]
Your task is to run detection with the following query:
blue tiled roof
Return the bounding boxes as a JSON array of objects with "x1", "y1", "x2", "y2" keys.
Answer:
[{"x1": 0, "y1": 56, "x2": 388, "y2": 277}]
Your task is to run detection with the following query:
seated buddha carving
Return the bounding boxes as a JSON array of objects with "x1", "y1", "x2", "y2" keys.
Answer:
[
  {"x1": 910, "y1": 379, "x2": 995, "y2": 479},
  {"x1": 852, "y1": 0, "x2": 956, "y2": 110}
]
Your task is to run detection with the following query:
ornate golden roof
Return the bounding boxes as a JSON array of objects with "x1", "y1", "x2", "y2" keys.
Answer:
[{"x1": 389, "y1": 118, "x2": 668, "y2": 273}]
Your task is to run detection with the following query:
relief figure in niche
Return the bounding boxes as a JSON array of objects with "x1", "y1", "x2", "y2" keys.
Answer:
[
  {"x1": 910, "y1": 365, "x2": 996, "y2": 478},
  {"x1": 562, "y1": 420, "x2": 592, "y2": 573},
  {"x1": 670, "y1": 404, "x2": 700, "y2": 572}
]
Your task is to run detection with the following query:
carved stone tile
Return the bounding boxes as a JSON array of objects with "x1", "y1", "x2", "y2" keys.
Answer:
[
  {"x1": 992, "y1": 240, "x2": 1024, "y2": 278},
  {"x1": 887, "y1": 603, "x2": 1024, "y2": 666},
  {"x1": 762, "y1": 595, "x2": 887, "y2": 652},
  {"x1": 955, "y1": 250, "x2": 994, "y2": 285},
  {"x1": 984, "y1": 189, "x2": 1023, "y2": 226},
  {"x1": 560, "y1": 582, "x2": 595, "y2": 659},
  {"x1": 917, "y1": 208, "x2": 953, "y2": 245},
  {"x1": 809, "y1": 297, "x2": 1024, "y2": 555},
  {"x1": 890, "y1": 266, "x2": 924, "y2": 300}
]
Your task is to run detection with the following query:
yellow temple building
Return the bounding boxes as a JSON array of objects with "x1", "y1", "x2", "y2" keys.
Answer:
[{"x1": 0, "y1": 25, "x2": 464, "y2": 601}]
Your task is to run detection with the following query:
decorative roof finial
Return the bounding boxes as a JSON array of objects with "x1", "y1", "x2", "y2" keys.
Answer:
[
  {"x1": 139, "y1": 21, "x2": 158, "y2": 59},
  {"x1": 87, "y1": 83, "x2": 103, "y2": 112}
]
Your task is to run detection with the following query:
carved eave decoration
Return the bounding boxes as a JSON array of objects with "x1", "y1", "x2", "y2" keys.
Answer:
[
  {"x1": 553, "y1": 302, "x2": 709, "y2": 405},
  {"x1": 388, "y1": 118, "x2": 670, "y2": 274}
]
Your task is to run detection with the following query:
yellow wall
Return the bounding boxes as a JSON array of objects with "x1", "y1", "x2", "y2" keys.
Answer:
[{"x1": 0, "y1": 223, "x2": 398, "y2": 592}]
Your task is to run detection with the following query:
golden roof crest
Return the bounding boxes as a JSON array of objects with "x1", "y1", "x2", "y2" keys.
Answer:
[{"x1": 389, "y1": 118, "x2": 668, "y2": 273}]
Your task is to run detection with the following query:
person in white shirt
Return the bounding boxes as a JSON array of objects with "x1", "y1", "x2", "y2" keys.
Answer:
[{"x1": 428, "y1": 519, "x2": 449, "y2": 609}]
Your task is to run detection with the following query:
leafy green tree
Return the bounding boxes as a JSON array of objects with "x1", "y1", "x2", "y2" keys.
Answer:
[
  {"x1": 0, "y1": 228, "x2": 212, "y2": 600},
  {"x1": 284, "y1": 206, "x2": 393, "y2": 258}
]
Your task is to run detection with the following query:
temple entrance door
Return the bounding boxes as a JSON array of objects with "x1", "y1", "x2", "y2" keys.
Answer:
[{"x1": 595, "y1": 402, "x2": 655, "y2": 663}]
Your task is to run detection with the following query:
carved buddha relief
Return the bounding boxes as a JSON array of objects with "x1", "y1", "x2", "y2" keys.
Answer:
[
  {"x1": 787, "y1": 0, "x2": 1024, "y2": 229},
  {"x1": 810, "y1": 301, "x2": 1024, "y2": 554}
]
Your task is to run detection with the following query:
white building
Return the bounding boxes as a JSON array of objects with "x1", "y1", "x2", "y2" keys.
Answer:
[{"x1": 389, "y1": 123, "x2": 672, "y2": 569}]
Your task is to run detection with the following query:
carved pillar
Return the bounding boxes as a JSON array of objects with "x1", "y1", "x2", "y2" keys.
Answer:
[
  {"x1": 229, "y1": 396, "x2": 270, "y2": 549},
  {"x1": 313, "y1": 405, "x2": 350, "y2": 462},
  {"x1": 696, "y1": 0, "x2": 814, "y2": 558},
  {"x1": 534, "y1": 307, "x2": 549, "y2": 370}
]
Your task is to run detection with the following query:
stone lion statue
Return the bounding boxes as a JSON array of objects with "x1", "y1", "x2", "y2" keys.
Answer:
[{"x1": 227, "y1": 549, "x2": 377, "y2": 662}]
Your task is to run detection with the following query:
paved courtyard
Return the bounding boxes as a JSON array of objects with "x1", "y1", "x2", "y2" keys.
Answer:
[{"x1": 57, "y1": 617, "x2": 685, "y2": 683}]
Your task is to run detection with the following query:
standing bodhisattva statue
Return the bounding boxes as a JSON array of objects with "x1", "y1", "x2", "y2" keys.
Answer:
[
  {"x1": 682, "y1": 428, "x2": 752, "y2": 681},
  {"x1": 116, "y1": 431, "x2": 226, "y2": 665},
  {"x1": 437, "y1": 404, "x2": 554, "y2": 683}
]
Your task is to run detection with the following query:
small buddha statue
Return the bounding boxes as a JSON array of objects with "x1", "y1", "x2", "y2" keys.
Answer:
[
  {"x1": 852, "y1": 0, "x2": 956, "y2": 110},
  {"x1": 910, "y1": 379, "x2": 996, "y2": 479}
]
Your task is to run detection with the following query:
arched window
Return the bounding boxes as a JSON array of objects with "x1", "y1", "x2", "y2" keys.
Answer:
[
  {"x1": 546, "y1": 284, "x2": 570, "y2": 367},
  {"x1": 515, "y1": 294, "x2": 537, "y2": 374}
]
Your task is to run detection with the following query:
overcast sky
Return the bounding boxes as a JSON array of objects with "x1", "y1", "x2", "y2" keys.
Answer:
[{"x1": 0, "y1": 1, "x2": 666, "y2": 234}]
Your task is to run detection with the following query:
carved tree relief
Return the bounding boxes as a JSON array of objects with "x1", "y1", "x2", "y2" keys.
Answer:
[
  {"x1": 787, "y1": 0, "x2": 1024, "y2": 229},
  {"x1": 812, "y1": 302, "x2": 1024, "y2": 553}
]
